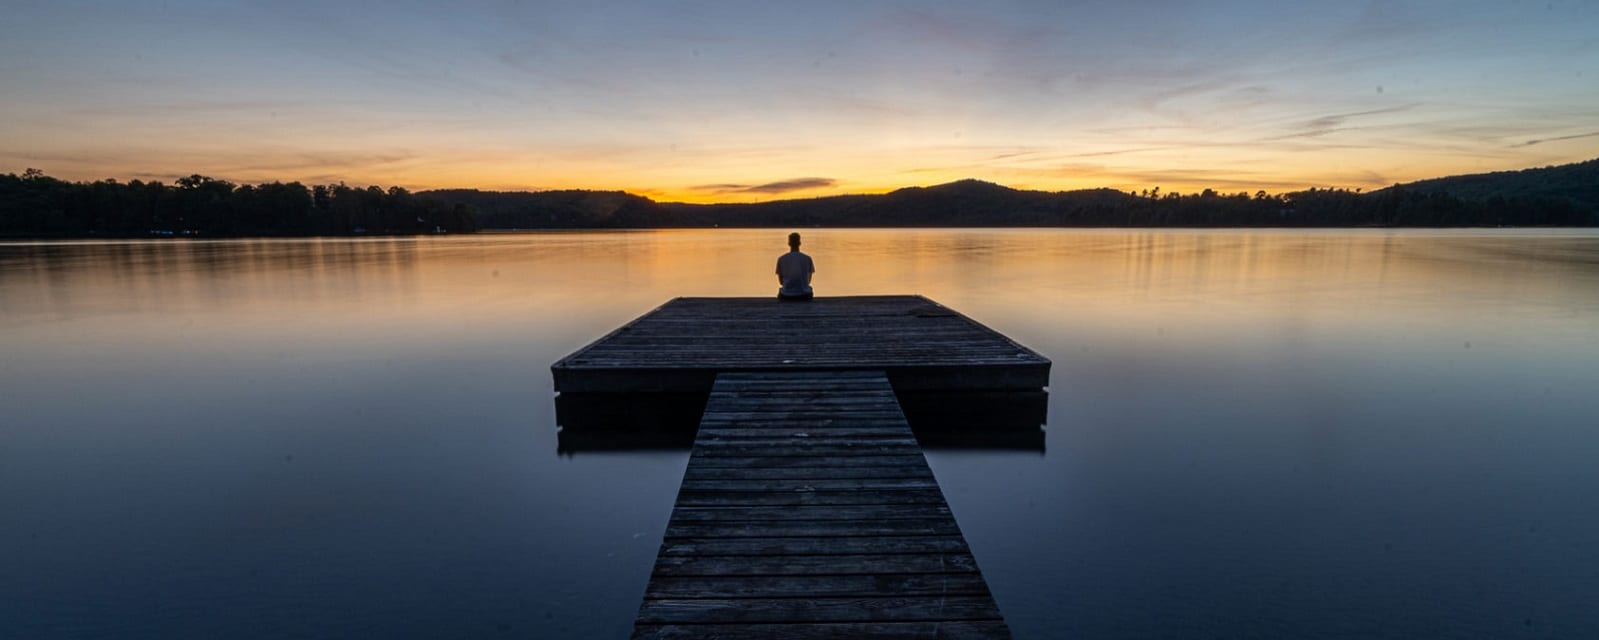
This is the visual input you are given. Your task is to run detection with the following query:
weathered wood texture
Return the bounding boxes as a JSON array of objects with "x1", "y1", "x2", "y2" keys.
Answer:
[
  {"x1": 634, "y1": 371, "x2": 1009, "y2": 640},
  {"x1": 552, "y1": 296, "x2": 1049, "y2": 393}
]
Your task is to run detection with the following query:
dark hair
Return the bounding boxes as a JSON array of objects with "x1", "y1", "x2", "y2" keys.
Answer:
[{"x1": 788, "y1": 232, "x2": 801, "y2": 247}]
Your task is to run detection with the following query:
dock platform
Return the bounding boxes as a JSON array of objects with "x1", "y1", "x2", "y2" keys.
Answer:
[
  {"x1": 552, "y1": 296, "x2": 1045, "y2": 638},
  {"x1": 633, "y1": 371, "x2": 1010, "y2": 639},
  {"x1": 552, "y1": 296, "x2": 1049, "y2": 394}
]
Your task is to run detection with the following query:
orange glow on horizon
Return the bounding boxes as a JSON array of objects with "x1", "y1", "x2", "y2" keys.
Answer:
[{"x1": 17, "y1": 148, "x2": 1590, "y2": 206}]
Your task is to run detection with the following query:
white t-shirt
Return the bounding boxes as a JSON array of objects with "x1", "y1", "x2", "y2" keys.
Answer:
[{"x1": 776, "y1": 251, "x2": 815, "y2": 296}]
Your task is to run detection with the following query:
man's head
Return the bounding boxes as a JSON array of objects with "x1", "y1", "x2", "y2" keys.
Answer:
[{"x1": 788, "y1": 232, "x2": 802, "y2": 250}]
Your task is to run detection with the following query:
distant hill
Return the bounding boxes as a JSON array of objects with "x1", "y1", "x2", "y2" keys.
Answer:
[
  {"x1": 1380, "y1": 158, "x2": 1599, "y2": 209},
  {"x1": 421, "y1": 188, "x2": 658, "y2": 228},
  {"x1": 422, "y1": 159, "x2": 1599, "y2": 228},
  {"x1": 655, "y1": 181, "x2": 1144, "y2": 227},
  {"x1": 422, "y1": 180, "x2": 1155, "y2": 228},
  {"x1": 4, "y1": 159, "x2": 1595, "y2": 238}
]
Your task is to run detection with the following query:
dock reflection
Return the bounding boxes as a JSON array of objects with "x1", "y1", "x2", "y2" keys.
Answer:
[
  {"x1": 555, "y1": 392, "x2": 706, "y2": 453},
  {"x1": 555, "y1": 390, "x2": 1047, "y2": 454},
  {"x1": 898, "y1": 390, "x2": 1048, "y2": 452}
]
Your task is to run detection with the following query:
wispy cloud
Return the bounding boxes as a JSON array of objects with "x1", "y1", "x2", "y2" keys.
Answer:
[
  {"x1": 1066, "y1": 146, "x2": 1190, "y2": 158},
  {"x1": 1300, "y1": 104, "x2": 1419, "y2": 131},
  {"x1": 692, "y1": 177, "x2": 836, "y2": 194},
  {"x1": 1512, "y1": 130, "x2": 1599, "y2": 147},
  {"x1": 211, "y1": 152, "x2": 419, "y2": 175},
  {"x1": 1261, "y1": 104, "x2": 1422, "y2": 140}
]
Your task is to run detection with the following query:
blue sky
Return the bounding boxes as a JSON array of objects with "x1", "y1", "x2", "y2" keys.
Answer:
[{"x1": 2, "y1": 0, "x2": 1595, "y2": 201}]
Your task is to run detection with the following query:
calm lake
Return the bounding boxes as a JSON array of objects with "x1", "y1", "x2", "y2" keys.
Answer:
[{"x1": 3, "y1": 229, "x2": 1598, "y2": 638}]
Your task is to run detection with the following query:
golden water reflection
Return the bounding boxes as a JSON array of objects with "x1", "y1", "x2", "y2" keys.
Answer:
[{"x1": 5, "y1": 229, "x2": 1597, "y2": 355}]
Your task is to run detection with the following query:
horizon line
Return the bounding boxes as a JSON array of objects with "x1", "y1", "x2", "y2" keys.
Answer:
[{"x1": 14, "y1": 157, "x2": 1594, "y2": 206}]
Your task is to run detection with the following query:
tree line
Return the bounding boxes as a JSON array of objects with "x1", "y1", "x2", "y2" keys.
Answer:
[
  {"x1": 423, "y1": 179, "x2": 1595, "y2": 229},
  {"x1": 4, "y1": 159, "x2": 1595, "y2": 236},
  {"x1": 0, "y1": 169, "x2": 477, "y2": 237}
]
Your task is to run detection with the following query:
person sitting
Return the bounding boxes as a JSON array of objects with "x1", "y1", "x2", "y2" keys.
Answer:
[{"x1": 776, "y1": 232, "x2": 815, "y2": 301}]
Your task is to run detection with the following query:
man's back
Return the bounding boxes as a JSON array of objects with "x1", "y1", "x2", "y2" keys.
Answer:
[{"x1": 776, "y1": 250, "x2": 814, "y2": 297}]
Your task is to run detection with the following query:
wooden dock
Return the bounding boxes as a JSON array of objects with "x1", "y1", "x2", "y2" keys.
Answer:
[
  {"x1": 633, "y1": 371, "x2": 1009, "y2": 639},
  {"x1": 552, "y1": 296, "x2": 1049, "y2": 394},
  {"x1": 552, "y1": 296, "x2": 1046, "y2": 638}
]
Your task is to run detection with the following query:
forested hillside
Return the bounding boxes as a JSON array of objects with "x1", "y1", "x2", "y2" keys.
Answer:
[
  {"x1": 0, "y1": 170, "x2": 476, "y2": 237},
  {"x1": 4, "y1": 158, "x2": 1595, "y2": 237}
]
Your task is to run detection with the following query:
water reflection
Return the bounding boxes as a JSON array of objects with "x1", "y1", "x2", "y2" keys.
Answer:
[
  {"x1": 4, "y1": 230, "x2": 1599, "y2": 639},
  {"x1": 554, "y1": 392, "x2": 706, "y2": 453},
  {"x1": 7, "y1": 230, "x2": 1599, "y2": 330},
  {"x1": 0, "y1": 239, "x2": 423, "y2": 326},
  {"x1": 898, "y1": 391, "x2": 1047, "y2": 452},
  {"x1": 554, "y1": 390, "x2": 1048, "y2": 454}
]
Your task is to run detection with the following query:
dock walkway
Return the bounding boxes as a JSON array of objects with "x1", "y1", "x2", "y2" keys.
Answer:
[{"x1": 632, "y1": 371, "x2": 1010, "y2": 639}]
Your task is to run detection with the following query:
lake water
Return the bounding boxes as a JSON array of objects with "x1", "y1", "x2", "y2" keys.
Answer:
[{"x1": 3, "y1": 229, "x2": 1598, "y2": 638}]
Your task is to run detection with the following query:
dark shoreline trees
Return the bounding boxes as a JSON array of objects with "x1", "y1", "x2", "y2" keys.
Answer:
[
  {"x1": 418, "y1": 159, "x2": 1596, "y2": 229},
  {"x1": 424, "y1": 181, "x2": 1594, "y2": 229},
  {"x1": 0, "y1": 171, "x2": 477, "y2": 238},
  {"x1": 3, "y1": 158, "x2": 1595, "y2": 237}
]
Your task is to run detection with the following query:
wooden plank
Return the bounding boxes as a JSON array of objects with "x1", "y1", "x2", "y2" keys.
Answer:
[
  {"x1": 665, "y1": 518, "x2": 961, "y2": 538},
  {"x1": 703, "y1": 397, "x2": 900, "y2": 404},
  {"x1": 697, "y1": 416, "x2": 911, "y2": 427},
  {"x1": 668, "y1": 504, "x2": 949, "y2": 522},
  {"x1": 578, "y1": 343, "x2": 1026, "y2": 353},
  {"x1": 649, "y1": 553, "x2": 980, "y2": 576},
  {"x1": 684, "y1": 455, "x2": 928, "y2": 469},
  {"x1": 553, "y1": 365, "x2": 1049, "y2": 394},
  {"x1": 553, "y1": 368, "x2": 1048, "y2": 394},
  {"x1": 706, "y1": 393, "x2": 896, "y2": 402},
  {"x1": 673, "y1": 490, "x2": 950, "y2": 507},
  {"x1": 702, "y1": 394, "x2": 901, "y2": 403},
  {"x1": 659, "y1": 535, "x2": 971, "y2": 556},
  {"x1": 697, "y1": 404, "x2": 905, "y2": 414},
  {"x1": 698, "y1": 413, "x2": 899, "y2": 422},
  {"x1": 645, "y1": 574, "x2": 992, "y2": 599},
  {"x1": 696, "y1": 419, "x2": 911, "y2": 429},
  {"x1": 692, "y1": 436, "x2": 920, "y2": 448},
  {"x1": 634, "y1": 620, "x2": 1011, "y2": 640},
  {"x1": 576, "y1": 348, "x2": 1029, "y2": 359},
  {"x1": 578, "y1": 334, "x2": 1018, "y2": 345},
  {"x1": 693, "y1": 432, "x2": 919, "y2": 444},
  {"x1": 688, "y1": 445, "x2": 926, "y2": 458},
  {"x1": 635, "y1": 596, "x2": 1003, "y2": 624},
  {"x1": 571, "y1": 356, "x2": 1031, "y2": 367},
  {"x1": 677, "y1": 478, "x2": 941, "y2": 492},
  {"x1": 716, "y1": 377, "x2": 901, "y2": 387},
  {"x1": 694, "y1": 427, "x2": 912, "y2": 439},
  {"x1": 681, "y1": 467, "x2": 934, "y2": 482}
]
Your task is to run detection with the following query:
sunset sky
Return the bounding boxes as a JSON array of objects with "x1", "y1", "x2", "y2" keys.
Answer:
[{"x1": 2, "y1": 1, "x2": 1596, "y2": 203}]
